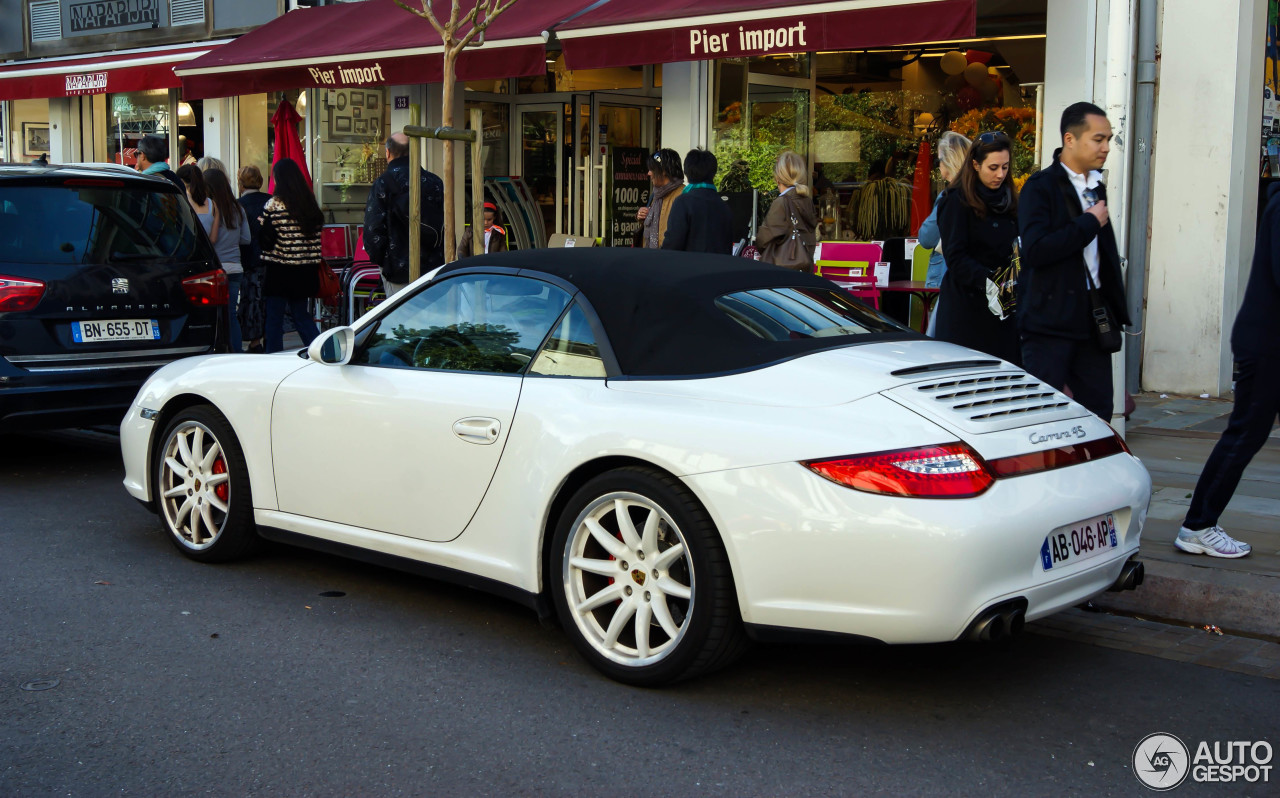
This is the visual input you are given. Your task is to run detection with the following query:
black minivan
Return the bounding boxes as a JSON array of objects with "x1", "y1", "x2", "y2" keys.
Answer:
[{"x1": 0, "y1": 164, "x2": 227, "y2": 431}]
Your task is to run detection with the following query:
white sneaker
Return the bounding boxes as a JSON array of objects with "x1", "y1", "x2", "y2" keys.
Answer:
[{"x1": 1175, "y1": 526, "x2": 1251, "y2": 558}]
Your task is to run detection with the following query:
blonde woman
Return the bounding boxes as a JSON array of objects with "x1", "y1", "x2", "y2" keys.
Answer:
[
  {"x1": 918, "y1": 131, "x2": 971, "y2": 335},
  {"x1": 756, "y1": 150, "x2": 818, "y2": 271}
]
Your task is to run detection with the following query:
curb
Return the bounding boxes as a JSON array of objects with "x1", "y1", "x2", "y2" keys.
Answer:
[{"x1": 1090, "y1": 558, "x2": 1280, "y2": 642}]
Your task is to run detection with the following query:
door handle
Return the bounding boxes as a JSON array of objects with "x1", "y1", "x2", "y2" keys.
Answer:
[{"x1": 453, "y1": 417, "x2": 501, "y2": 445}]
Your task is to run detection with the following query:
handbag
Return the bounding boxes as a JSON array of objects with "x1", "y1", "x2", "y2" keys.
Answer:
[
  {"x1": 316, "y1": 261, "x2": 341, "y2": 304},
  {"x1": 1084, "y1": 266, "x2": 1123, "y2": 353},
  {"x1": 986, "y1": 238, "x2": 1020, "y2": 319},
  {"x1": 765, "y1": 199, "x2": 814, "y2": 272}
]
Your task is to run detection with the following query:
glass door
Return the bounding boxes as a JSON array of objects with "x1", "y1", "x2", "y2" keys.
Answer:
[
  {"x1": 588, "y1": 94, "x2": 660, "y2": 243},
  {"x1": 517, "y1": 103, "x2": 565, "y2": 239}
]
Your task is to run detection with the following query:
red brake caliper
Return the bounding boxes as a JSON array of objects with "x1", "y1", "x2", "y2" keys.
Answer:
[{"x1": 212, "y1": 458, "x2": 228, "y2": 503}]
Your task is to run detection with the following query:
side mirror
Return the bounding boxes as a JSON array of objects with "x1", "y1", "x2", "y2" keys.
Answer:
[{"x1": 308, "y1": 326, "x2": 356, "y2": 365}]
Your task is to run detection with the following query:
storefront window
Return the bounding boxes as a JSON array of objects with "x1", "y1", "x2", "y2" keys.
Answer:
[
  {"x1": 317, "y1": 86, "x2": 390, "y2": 221},
  {"x1": 712, "y1": 60, "x2": 808, "y2": 193},
  {"x1": 107, "y1": 90, "x2": 170, "y2": 167},
  {"x1": 465, "y1": 79, "x2": 510, "y2": 94},
  {"x1": 8, "y1": 99, "x2": 50, "y2": 164},
  {"x1": 749, "y1": 53, "x2": 810, "y2": 79}
]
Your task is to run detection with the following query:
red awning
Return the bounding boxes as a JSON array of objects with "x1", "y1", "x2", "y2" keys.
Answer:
[
  {"x1": 0, "y1": 41, "x2": 226, "y2": 101},
  {"x1": 177, "y1": 0, "x2": 591, "y2": 100},
  {"x1": 556, "y1": 0, "x2": 977, "y2": 70}
]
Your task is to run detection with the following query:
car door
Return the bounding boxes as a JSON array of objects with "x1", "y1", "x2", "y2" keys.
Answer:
[{"x1": 270, "y1": 272, "x2": 571, "y2": 542}]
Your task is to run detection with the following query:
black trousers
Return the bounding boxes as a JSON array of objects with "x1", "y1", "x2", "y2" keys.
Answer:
[
  {"x1": 1184, "y1": 354, "x2": 1280, "y2": 530},
  {"x1": 1021, "y1": 333, "x2": 1115, "y2": 420}
]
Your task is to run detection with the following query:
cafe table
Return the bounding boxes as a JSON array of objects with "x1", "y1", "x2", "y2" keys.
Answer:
[{"x1": 880, "y1": 281, "x2": 940, "y2": 333}]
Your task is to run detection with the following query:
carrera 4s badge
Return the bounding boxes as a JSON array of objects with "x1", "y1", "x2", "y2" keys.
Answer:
[{"x1": 1028, "y1": 425, "x2": 1087, "y2": 445}]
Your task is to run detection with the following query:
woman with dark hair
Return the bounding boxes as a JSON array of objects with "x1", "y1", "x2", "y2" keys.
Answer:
[
  {"x1": 635, "y1": 148, "x2": 685, "y2": 249},
  {"x1": 259, "y1": 158, "x2": 323, "y2": 353},
  {"x1": 934, "y1": 131, "x2": 1022, "y2": 365},
  {"x1": 176, "y1": 163, "x2": 217, "y2": 242},
  {"x1": 204, "y1": 168, "x2": 251, "y2": 352}
]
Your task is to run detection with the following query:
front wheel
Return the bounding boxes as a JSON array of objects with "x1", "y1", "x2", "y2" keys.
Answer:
[
  {"x1": 154, "y1": 405, "x2": 258, "y2": 562},
  {"x1": 551, "y1": 467, "x2": 747, "y2": 685}
]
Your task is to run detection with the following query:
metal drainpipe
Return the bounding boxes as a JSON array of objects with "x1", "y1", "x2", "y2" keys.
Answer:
[{"x1": 1125, "y1": 0, "x2": 1158, "y2": 393}]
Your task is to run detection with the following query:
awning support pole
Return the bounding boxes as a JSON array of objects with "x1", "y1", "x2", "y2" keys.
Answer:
[{"x1": 470, "y1": 107, "x2": 484, "y2": 259}]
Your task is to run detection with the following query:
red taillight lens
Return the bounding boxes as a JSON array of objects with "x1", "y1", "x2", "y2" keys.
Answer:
[
  {"x1": 0, "y1": 274, "x2": 46, "y2": 312},
  {"x1": 987, "y1": 434, "x2": 1128, "y2": 478},
  {"x1": 182, "y1": 270, "x2": 228, "y2": 306},
  {"x1": 802, "y1": 443, "x2": 995, "y2": 499}
]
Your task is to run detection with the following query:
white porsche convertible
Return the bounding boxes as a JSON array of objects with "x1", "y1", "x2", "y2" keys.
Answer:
[{"x1": 121, "y1": 249, "x2": 1152, "y2": 685}]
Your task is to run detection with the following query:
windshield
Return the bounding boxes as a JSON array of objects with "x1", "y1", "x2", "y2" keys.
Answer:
[
  {"x1": 0, "y1": 182, "x2": 208, "y2": 264},
  {"x1": 715, "y1": 286, "x2": 904, "y2": 340}
]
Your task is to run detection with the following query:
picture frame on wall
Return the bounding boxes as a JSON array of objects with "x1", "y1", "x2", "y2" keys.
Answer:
[
  {"x1": 354, "y1": 118, "x2": 369, "y2": 135},
  {"x1": 22, "y1": 122, "x2": 50, "y2": 156},
  {"x1": 334, "y1": 116, "x2": 352, "y2": 134},
  {"x1": 366, "y1": 93, "x2": 380, "y2": 111},
  {"x1": 350, "y1": 92, "x2": 363, "y2": 108}
]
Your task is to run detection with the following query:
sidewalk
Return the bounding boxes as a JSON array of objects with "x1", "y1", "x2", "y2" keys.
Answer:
[{"x1": 1090, "y1": 392, "x2": 1280, "y2": 641}]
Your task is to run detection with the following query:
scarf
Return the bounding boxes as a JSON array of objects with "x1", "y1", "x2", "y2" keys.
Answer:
[
  {"x1": 142, "y1": 162, "x2": 171, "y2": 176},
  {"x1": 643, "y1": 179, "x2": 684, "y2": 249},
  {"x1": 978, "y1": 182, "x2": 1013, "y2": 215},
  {"x1": 683, "y1": 182, "x2": 716, "y2": 194}
]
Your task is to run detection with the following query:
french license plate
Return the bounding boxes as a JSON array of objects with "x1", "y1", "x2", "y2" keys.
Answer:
[
  {"x1": 1040, "y1": 512, "x2": 1118, "y2": 571},
  {"x1": 72, "y1": 319, "x2": 160, "y2": 343}
]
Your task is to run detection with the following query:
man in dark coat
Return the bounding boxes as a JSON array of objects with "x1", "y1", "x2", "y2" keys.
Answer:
[
  {"x1": 1017, "y1": 102, "x2": 1130, "y2": 421},
  {"x1": 1171, "y1": 184, "x2": 1280, "y2": 558},
  {"x1": 661, "y1": 149, "x2": 735, "y2": 255},
  {"x1": 363, "y1": 133, "x2": 445, "y2": 296}
]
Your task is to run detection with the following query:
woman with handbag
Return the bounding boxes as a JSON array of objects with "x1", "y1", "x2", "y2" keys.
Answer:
[
  {"x1": 935, "y1": 131, "x2": 1022, "y2": 365},
  {"x1": 756, "y1": 150, "x2": 818, "y2": 272},
  {"x1": 260, "y1": 158, "x2": 323, "y2": 353}
]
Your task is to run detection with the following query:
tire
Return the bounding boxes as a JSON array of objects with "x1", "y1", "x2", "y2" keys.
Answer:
[
  {"x1": 551, "y1": 466, "x2": 748, "y2": 686},
  {"x1": 154, "y1": 405, "x2": 258, "y2": 563}
]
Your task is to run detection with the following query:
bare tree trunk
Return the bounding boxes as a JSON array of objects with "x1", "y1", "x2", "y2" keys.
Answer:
[{"x1": 441, "y1": 51, "x2": 457, "y2": 263}]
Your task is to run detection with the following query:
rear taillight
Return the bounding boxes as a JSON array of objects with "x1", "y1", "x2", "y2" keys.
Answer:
[
  {"x1": 802, "y1": 443, "x2": 994, "y2": 499},
  {"x1": 182, "y1": 270, "x2": 228, "y2": 306},
  {"x1": 0, "y1": 274, "x2": 46, "y2": 312}
]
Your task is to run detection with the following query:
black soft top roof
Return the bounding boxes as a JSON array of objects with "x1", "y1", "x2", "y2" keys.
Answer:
[{"x1": 438, "y1": 249, "x2": 909, "y2": 378}]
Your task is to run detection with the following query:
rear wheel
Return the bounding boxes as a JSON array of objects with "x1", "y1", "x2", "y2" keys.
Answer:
[
  {"x1": 551, "y1": 466, "x2": 747, "y2": 685},
  {"x1": 154, "y1": 405, "x2": 257, "y2": 562}
]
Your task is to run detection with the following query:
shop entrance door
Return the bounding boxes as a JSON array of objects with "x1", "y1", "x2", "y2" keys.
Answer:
[
  {"x1": 516, "y1": 103, "x2": 565, "y2": 242},
  {"x1": 579, "y1": 94, "x2": 659, "y2": 242}
]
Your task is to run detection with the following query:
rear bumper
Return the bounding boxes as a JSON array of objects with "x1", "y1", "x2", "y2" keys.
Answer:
[
  {"x1": 683, "y1": 451, "x2": 1152, "y2": 644},
  {"x1": 0, "y1": 373, "x2": 151, "y2": 430}
]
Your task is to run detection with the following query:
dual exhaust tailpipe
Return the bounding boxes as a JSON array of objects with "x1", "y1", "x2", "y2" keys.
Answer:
[
  {"x1": 964, "y1": 599, "x2": 1027, "y2": 643},
  {"x1": 1108, "y1": 558, "x2": 1145, "y2": 592}
]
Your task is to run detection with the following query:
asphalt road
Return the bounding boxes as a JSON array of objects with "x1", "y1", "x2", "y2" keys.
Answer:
[{"x1": 2, "y1": 429, "x2": 1276, "y2": 797}]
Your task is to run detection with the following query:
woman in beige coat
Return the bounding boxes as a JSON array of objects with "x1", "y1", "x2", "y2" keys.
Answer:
[
  {"x1": 757, "y1": 150, "x2": 818, "y2": 271},
  {"x1": 635, "y1": 149, "x2": 685, "y2": 248}
]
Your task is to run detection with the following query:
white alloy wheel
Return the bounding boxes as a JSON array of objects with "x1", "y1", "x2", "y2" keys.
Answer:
[
  {"x1": 160, "y1": 419, "x2": 231, "y2": 550},
  {"x1": 154, "y1": 406, "x2": 257, "y2": 562},
  {"x1": 562, "y1": 491, "x2": 695, "y2": 668}
]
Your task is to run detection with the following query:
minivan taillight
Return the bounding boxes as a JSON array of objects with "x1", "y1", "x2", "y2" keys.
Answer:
[
  {"x1": 182, "y1": 270, "x2": 228, "y2": 306},
  {"x1": 0, "y1": 275, "x2": 46, "y2": 312},
  {"x1": 802, "y1": 443, "x2": 994, "y2": 499}
]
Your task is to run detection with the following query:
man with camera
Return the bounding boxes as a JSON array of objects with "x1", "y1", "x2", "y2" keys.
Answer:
[{"x1": 1017, "y1": 102, "x2": 1130, "y2": 422}]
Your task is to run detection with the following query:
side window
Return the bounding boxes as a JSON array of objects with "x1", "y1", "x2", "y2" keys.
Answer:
[
  {"x1": 529, "y1": 302, "x2": 607, "y2": 378},
  {"x1": 355, "y1": 274, "x2": 570, "y2": 373}
]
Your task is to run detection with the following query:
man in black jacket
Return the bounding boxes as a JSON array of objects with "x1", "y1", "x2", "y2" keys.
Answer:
[
  {"x1": 1017, "y1": 102, "x2": 1130, "y2": 421},
  {"x1": 363, "y1": 133, "x2": 445, "y2": 295},
  {"x1": 661, "y1": 149, "x2": 735, "y2": 254},
  {"x1": 1171, "y1": 185, "x2": 1280, "y2": 558}
]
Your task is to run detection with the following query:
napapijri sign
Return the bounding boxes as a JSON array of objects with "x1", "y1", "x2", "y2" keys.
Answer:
[
  {"x1": 64, "y1": 0, "x2": 164, "y2": 37},
  {"x1": 65, "y1": 72, "x2": 108, "y2": 95}
]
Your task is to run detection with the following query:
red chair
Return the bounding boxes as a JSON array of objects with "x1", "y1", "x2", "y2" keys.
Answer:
[
  {"x1": 353, "y1": 226, "x2": 370, "y2": 262},
  {"x1": 321, "y1": 225, "x2": 350, "y2": 260}
]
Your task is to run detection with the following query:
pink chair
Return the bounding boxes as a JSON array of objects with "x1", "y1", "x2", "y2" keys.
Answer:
[
  {"x1": 321, "y1": 225, "x2": 350, "y2": 260},
  {"x1": 353, "y1": 226, "x2": 370, "y2": 262},
  {"x1": 825, "y1": 270, "x2": 881, "y2": 309}
]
